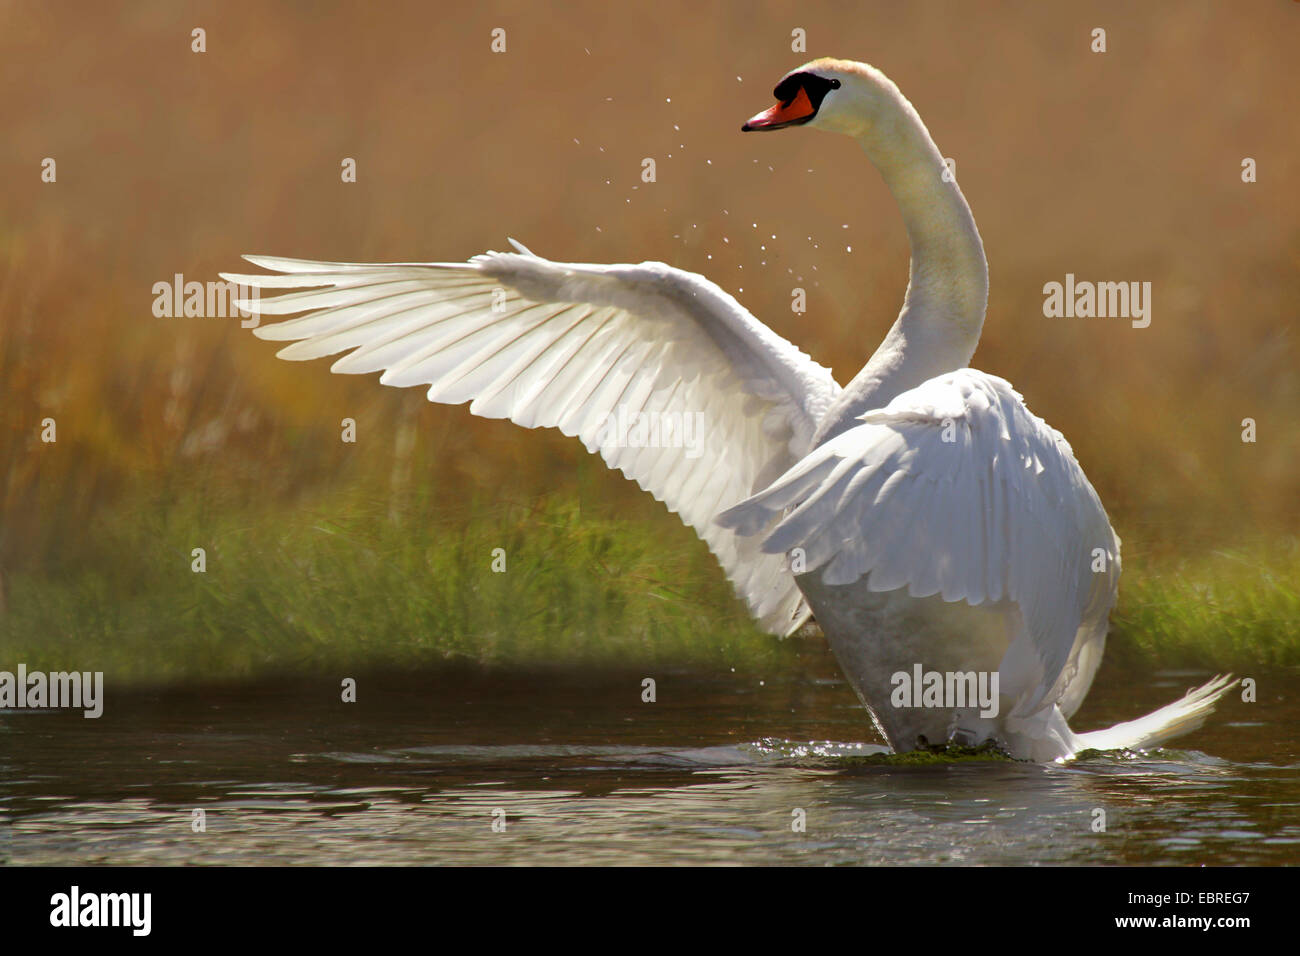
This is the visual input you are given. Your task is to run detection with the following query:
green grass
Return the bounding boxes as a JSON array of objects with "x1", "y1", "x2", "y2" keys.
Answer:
[
  {"x1": 0, "y1": 480, "x2": 782, "y2": 684},
  {"x1": 1, "y1": 476, "x2": 1296, "y2": 686},
  {"x1": 1108, "y1": 538, "x2": 1300, "y2": 672},
  {"x1": 842, "y1": 743, "x2": 1015, "y2": 765}
]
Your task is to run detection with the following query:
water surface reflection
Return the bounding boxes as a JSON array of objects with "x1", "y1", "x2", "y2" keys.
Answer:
[{"x1": 3, "y1": 651, "x2": 1296, "y2": 865}]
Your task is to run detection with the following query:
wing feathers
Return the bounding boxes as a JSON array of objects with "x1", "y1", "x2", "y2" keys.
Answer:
[{"x1": 231, "y1": 246, "x2": 842, "y2": 636}]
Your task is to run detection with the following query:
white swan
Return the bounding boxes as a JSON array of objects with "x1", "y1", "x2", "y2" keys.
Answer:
[{"x1": 222, "y1": 57, "x2": 1234, "y2": 761}]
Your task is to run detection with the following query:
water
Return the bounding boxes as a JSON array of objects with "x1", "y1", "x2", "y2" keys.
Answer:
[{"x1": 3, "y1": 645, "x2": 1297, "y2": 865}]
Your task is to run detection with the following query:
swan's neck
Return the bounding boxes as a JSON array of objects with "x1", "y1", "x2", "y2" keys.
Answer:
[{"x1": 837, "y1": 88, "x2": 989, "y2": 419}]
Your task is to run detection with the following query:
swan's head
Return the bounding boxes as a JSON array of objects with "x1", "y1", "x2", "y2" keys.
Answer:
[{"x1": 742, "y1": 58, "x2": 897, "y2": 138}]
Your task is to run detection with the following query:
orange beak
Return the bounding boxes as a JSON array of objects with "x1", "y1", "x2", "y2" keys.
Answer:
[{"x1": 742, "y1": 86, "x2": 816, "y2": 131}]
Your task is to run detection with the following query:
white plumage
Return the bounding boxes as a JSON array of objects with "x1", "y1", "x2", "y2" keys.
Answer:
[
  {"x1": 223, "y1": 57, "x2": 1235, "y2": 760},
  {"x1": 225, "y1": 244, "x2": 840, "y2": 637},
  {"x1": 719, "y1": 370, "x2": 1120, "y2": 718}
]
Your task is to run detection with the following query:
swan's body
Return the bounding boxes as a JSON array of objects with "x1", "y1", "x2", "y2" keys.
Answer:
[{"x1": 223, "y1": 57, "x2": 1234, "y2": 761}]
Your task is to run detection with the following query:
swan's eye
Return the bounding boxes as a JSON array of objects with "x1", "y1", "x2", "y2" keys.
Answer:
[{"x1": 829, "y1": 79, "x2": 841, "y2": 89}]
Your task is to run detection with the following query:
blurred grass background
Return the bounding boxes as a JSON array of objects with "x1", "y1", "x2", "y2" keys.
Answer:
[{"x1": 0, "y1": 1, "x2": 1296, "y2": 683}]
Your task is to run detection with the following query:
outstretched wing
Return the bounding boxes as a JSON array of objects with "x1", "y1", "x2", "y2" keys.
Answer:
[
  {"x1": 716, "y1": 368, "x2": 1120, "y2": 711},
  {"x1": 222, "y1": 242, "x2": 841, "y2": 635}
]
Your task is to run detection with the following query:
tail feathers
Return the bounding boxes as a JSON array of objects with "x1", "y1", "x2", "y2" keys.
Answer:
[{"x1": 1075, "y1": 674, "x2": 1238, "y2": 753}]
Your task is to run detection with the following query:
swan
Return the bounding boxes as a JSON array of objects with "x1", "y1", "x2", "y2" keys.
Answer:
[{"x1": 221, "y1": 57, "x2": 1235, "y2": 762}]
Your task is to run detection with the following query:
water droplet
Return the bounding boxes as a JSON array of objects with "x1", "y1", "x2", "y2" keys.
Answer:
[
  {"x1": 666, "y1": 97, "x2": 671, "y2": 103},
  {"x1": 846, "y1": 245, "x2": 852, "y2": 252}
]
